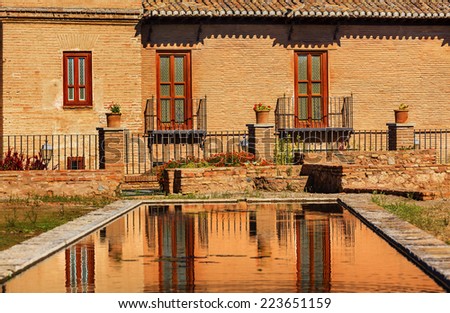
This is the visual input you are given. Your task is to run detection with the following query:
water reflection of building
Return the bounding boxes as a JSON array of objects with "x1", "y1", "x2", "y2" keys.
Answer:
[
  {"x1": 147, "y1": 206, "x2": 196, "y2": 292},
  {"x1": 64, "y1": 240, "x2": 95, "y2": 293},
  {"x1": 4, "y1": 203, "x2": 444, "y2": 292},
  {"x1": 139, "y1": 203, "x2": 334, "y2": 292},
  {"x1": 258, "y1": 203, "x2": 333, "y2": 292}
]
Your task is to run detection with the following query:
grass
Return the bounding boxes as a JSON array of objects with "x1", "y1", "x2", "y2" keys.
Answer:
[
  {"x1": 372, "y1": 194, "x2": 450, "y2": 244},
  {"x1": 0, "y1": 195, "x2": 114, "y2": 251}
]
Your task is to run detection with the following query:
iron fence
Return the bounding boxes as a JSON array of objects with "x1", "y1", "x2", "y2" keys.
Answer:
[
  {"x1": 415, "y1": 129, "x2": 450, "y2": 164},
  {"x1": 275, "y1": 129, "x2": 389, "y2": 164},
  {"x1": 1, "y1": 134, "x2": 99, "y2": 170},
  {"x1": 124, "y1": 132, "x2": 152, "y2": 175},
  {"x1": 349, "y1": 130, "x2": 388, "y2": 151},
  {"x1": 124, "y1": 130, "x2": 248, "y2": 174},
  {"x1": 2, "y1": 128, "x2": 447, "y2": 174}
]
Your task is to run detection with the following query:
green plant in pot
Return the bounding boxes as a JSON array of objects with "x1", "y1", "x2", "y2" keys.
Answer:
[
  {"x1": 394, "y1": 103, "x2": 409, "y2": 123},
  {"x1": 106, "y1": 102, "x2": 122, "y2": 127}
]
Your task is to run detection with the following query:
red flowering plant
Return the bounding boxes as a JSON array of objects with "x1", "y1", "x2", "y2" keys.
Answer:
[
  {"x1": 205, "y1": 151, "x2": 255, "y2": 167},
  {"x1": 253, "y1": 103, "x2": 272, "y2": 112}
]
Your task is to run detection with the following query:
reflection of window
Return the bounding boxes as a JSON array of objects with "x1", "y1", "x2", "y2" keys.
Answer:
[
  {"x1": 67, "y1": 156, "x2": 85, "y2": 170},
  {"x1": 295, "y1": 51, "x2": 328, "y2": 128},
  {"x1": 65, "y1": 244, "x2": 95, "y2": 293},
  {"x1": 63, "y1": 52, "x2": 92, "y2": 107}
]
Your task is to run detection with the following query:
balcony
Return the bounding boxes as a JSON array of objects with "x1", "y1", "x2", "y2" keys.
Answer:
[
  {"x1": 144, "y1": 96, "x2": 207, "y2": 132},
  {"x1": 275, "y1": 95, "x2": 353, "y2": 142},
  {"x1": 143, "y1": 96, "x2": 207, "y2": 165},
  {"x1": 144, "y1": 96, "x2": 207, "y2": 144}
]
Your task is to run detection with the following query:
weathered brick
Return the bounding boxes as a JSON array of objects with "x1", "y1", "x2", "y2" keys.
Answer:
[{"x1": 0, "y1": 169, "x2": 122, "y2": 198}]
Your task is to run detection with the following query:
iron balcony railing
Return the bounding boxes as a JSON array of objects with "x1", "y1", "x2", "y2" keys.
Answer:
[
  {"x1": 144, "y1": 96, "x2": 207, "y2": 133},
  {"x1": 275, "y1": 95, "x2": 353, "y2": 132}
]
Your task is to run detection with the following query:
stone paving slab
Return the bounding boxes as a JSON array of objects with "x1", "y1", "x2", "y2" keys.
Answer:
[{"x1": 339, "y1": 194, "x2": 450, "y2": 291}]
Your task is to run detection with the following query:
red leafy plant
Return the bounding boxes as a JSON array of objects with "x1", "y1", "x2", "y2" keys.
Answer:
[{"x1": 0, "y1": 149, "x2": 47, "y2": 171}]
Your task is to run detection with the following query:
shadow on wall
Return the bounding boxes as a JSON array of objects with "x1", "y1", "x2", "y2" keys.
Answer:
[{"x1": 135, "y1": 20, "x2": 450, "y2": 48}]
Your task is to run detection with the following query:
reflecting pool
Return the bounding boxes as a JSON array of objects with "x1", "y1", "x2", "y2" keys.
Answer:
[{"x1": 2, "y1": 202, "x2": 444, "y2": 292}]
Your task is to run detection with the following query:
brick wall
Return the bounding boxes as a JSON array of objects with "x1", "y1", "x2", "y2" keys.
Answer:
[
  {"x1": 1, "y1": 20, "x2": 449, "y2": 135},
  {"x1": 0, "y1": 169, "x2": 122, "y2": 199},
  {"x1": 1, "y1": 21, "x2": 143, "y2": 135},
  {"x1": 143, "y1": 23, "x2": 450, "y2": 131}
]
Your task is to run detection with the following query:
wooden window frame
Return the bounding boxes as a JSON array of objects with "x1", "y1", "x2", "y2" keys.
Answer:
[
  {"x1": 156, "y1": 51, "x2": 192, "y2": 130},
  {"x1": 294, "y1": 51, "x2": 329, "y2": 128},
  {"x1": 67, "y1": 156, "x2": 85, "y2": 170},
  {"x1": 63, "y1": 52, "x2": 92, "y2": 108}
]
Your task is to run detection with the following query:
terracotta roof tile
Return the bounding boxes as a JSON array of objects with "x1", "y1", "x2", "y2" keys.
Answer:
[{"x1": 142, "y1": 0, "x2": 450, "y2": 19}]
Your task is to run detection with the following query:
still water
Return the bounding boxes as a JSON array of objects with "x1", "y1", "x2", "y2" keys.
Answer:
[{"x1": 2, "y1": 202, "x2": 444, "y2": 292}]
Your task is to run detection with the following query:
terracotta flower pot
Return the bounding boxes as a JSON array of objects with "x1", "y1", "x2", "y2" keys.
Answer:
[
  {"x1": 106, "y1": 113, "x2": 122, "y2": 127},
  {"x1": 394, "y1": 110, "x2": 408, "y2": 123},
  {"x1": 255, "y1": 110, "x2": 270, "y2": 124}
]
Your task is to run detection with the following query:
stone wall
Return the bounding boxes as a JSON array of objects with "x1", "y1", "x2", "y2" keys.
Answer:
[
  {"x1": 163, "y1": 165, "x2": 306, "y2": 195},
  {"x1": 161, "y1": 150, "x2": 447, "y2": 198},
  {"x1": 338, "y1": 149, "x2": 437, "y2": 166},
  {"x1": 0, "y1": 169, "x2": 122, "y2": 199},
  {"x1": 342, "y1": 164, "x2": 450, "y2": 199},
  {"x1": 303, "y1": 163, "x2": 450, "y2": 197}
]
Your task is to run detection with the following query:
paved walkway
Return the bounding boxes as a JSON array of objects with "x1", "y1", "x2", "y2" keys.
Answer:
[{"x1": 0, "y1": 195, "x2": 449, "y2": 291}]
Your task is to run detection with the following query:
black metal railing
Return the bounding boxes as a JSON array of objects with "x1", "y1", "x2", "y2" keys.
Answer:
[
  {"x1": 275, "y1": 95, "x2": 353, "y2": 131},
  {"x1": 274, "y1": 129, "x2": 388, "y2": 164},
  {"x1": 124, "y1": 132, "x2": 152, "y2": 175},
  {"x1": 415, "y1": 129, "x2": 450, "y2": 164},
  {"x1": 1, "y1": 134, "x2": 99, "y2": 170},
  {"x1": 150, "y1": 131, "x2": 248, "y2": 167},
  {"x1": 125, "y1": 131, "x2": 248, "y2": 172},
  {"x1": 349, "y1": 130, "x2": 388, "y2": 151},
  {"x1": 144, "y1": 96, "x2": 207, "y2": 132}
]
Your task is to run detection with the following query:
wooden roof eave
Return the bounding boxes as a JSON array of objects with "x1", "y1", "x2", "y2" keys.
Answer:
[{"x1": 141, "y1": 13, "x2": 450, "y2": 26}]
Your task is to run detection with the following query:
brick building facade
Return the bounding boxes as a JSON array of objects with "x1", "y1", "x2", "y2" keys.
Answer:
[{"x1": 0, "y1": 0, "x2": 449, "y2": 135}]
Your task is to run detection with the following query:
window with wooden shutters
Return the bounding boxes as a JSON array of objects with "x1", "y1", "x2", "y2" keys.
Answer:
[
  {"x1": 156, "y1": 52, "x2": 192, "y2": 130},
  {"x1": 295, "y1": 52, "x2": 328, "y2": 128},
  {"x1": 63, "y1": 52, "x2": 92, "y2": 107}
]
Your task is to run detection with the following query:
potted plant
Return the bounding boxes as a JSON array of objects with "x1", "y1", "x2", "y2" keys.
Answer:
[
  {"x1": 106, "y1": 102, "x2": 121, "y2": 127},
  {"x1": 394, "y1": 103, "x2": 409, "y2": 123},
  {"x1": 253, "y1": 103, "x2": 272, "y2": 124}
]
